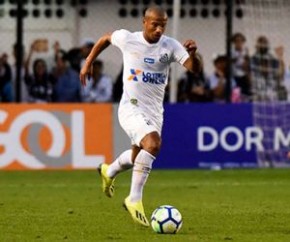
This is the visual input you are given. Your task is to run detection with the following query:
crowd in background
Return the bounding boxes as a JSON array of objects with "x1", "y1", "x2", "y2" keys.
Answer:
[
  {"x1": 0, "y1": 39, "x2": 114, "y2": 103},
  {"x1": 0, "y1": 32, "x2": 289, "y2": 103},
  {"x1": 177, "y1": 33, "x2": 288, "y2": 103}
]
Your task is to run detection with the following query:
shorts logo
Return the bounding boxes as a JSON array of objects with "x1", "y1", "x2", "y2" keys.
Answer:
[
  {"x1": 128, "y1": 69, "x2": 142, "y2": 81},
  {"x1": 145, "y1": 119, "x2": 153, "y2": 126},
  {"x1": 144, "y1": 58, "x2": 155, "y2": 64},
  {"x1": 130, "y1": 98, "x2": 138, "y2": 105},
  {"x1": 159, "y1": 53, "x2": 169, "y2": 63}
]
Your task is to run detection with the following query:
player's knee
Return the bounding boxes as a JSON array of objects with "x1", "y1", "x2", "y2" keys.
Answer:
[
  {"x1": 141, "y1": 133, "x2": 161, "y2": 156},
  {"x1": 144, "y1": 140, "x2": 161, "y2": 156}
]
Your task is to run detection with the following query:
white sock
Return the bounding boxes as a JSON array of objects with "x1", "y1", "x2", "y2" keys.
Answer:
[
  {"x1": 129, "y1": 150, "x2": 155, "y2": 203},
  {"x1": 107, "y1": 150, "x2": 133, "y2": 178}
]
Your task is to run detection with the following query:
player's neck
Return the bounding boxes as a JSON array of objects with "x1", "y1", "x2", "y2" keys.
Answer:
[{"x1": 142, "y1": 31, "x2": 159, "y2": 44}]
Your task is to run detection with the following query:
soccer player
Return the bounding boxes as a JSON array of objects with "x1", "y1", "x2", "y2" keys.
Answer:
[{"x1": 79, "y1": 6, "x2": 201, "y2": 227}]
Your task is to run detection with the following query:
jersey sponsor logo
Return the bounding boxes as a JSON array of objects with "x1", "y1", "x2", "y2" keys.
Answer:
[
  {"x1": 128, "y1": 69, "x2": 166, "y2": 85},
  {"x1": 144, "y1": 58, "x2": 155, "y2": 64},
  {"x1": 143, "y1": 72, "x2": 166, "y2": 84},
  {"x1": 159, "y1": 53, "x2": 169, "y2": 63},
  {"x1": 128, "y1": 69, "x2": 142, "y2": 81}
]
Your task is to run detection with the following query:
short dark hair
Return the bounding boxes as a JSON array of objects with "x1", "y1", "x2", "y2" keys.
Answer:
[
  {"x1": 85, "y1": 42, "x2": 94, "y2": 49},
  {"x1": 213, "y1": 55, "x2": 228, "y2": 65},
  {"x1": 257, "y1": 35, "x2": 268, "y2": 44},
  {"x1": 231, "y1": 32, "x2": 246, "y2": 42}
]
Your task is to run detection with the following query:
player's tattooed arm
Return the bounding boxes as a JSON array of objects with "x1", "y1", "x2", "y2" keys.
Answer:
[
  {"x1": 79, "y1": 32, "x2": 112, "y2": 86},
  {"x1": 182, "y1": 39, "x2": 202, "y2": 74}
]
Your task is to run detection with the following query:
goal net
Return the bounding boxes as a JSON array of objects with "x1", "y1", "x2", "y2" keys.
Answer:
[{"x1": 237, "y1": 0, "x2": 290, "y2": 167}]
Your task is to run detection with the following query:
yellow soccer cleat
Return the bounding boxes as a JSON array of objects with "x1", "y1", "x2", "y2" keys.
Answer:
[
  {"x1": 123, "y1": 197, "x2": 150, "y2": 227},
  {"x1": 98, "y1": 163, "x2": 115, "y2": 198}
]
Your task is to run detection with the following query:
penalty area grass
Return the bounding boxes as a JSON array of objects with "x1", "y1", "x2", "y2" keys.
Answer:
[{"x1": 0, "y1": 169, "x2": 290, "y2": 242}]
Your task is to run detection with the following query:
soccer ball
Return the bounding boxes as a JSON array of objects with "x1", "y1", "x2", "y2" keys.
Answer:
[{"x1": 151, "y1": 205, "x2": 183, "y2": 234}]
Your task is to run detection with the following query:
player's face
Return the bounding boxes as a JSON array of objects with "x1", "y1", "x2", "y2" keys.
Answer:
[{"x1": 143, "y1": 14, "x2": 167, "y2": 43}]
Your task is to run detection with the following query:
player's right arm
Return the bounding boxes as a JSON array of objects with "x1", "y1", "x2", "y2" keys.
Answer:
[{"x1": 79, "y1": 32, "x2": 112, "y2": 86}]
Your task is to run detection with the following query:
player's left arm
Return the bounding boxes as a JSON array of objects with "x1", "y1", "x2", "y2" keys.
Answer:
[
  {"x1": 182, "y1": 40, "x2": 202, "y2": 74},
  {"x1": 80, "y1": 32, "x2": 112, "y2": 86}
]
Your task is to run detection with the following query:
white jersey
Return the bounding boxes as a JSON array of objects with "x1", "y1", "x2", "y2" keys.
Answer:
[{"x1": 111, "y1": 29, "x2": 189, "y2": 117}]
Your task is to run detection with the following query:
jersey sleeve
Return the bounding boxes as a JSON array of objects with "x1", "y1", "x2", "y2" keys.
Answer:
[
  {"x1": 170, "y1": 39, "x2": 189, "y2": 65},
  {"x1": 111, "y1": 29, "x2": 130, "y2": 50}
]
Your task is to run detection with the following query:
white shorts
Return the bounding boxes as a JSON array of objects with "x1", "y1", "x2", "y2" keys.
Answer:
[{"x1": 118, "y1": 103, "x2": 163, "y2": 146}]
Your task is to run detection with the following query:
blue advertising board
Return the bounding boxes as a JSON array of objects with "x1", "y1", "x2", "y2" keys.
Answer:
[
  {"x1": 156, "y1": 103, "x2": 290, "y2": 169},
  {"x1": 155, "y1": 103, "x2": 257, "y2": 169}
]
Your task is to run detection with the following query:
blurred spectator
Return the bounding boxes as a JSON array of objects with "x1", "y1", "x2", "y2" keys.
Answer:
[
  {"x1": 82, "y1": 60, "x2": 113, "y2": 102},
  {"x1": 231, "y1": 33, "x2": 251, "y2": 100},
  {"x1": 1, "y1": 53, "x2": 8, "y2": 64},
  {"x1": 24, "y1": 41, "x2": 53, "y2": 103},
  {"x1": 66, "y1": 47, "x2": 82, "y2": 73},
  {"x1": 66, "y1": 38, "x2": 94, "y2": 73},
  {"x1": 250, "y1": 36, "x2": 285, "y2": 101},
  {"x1": 0, "y1": 53, "x2": 13, "y2": 102},
  {"x1": 80, "y1": 39, "x2": 95, "y2": 67},
  {"x1": 208, "y1": 55, "x2": 236, "y2": 102},
  {"x1": 51, "y1": 43, "x2": 82, "y2": 102},
  {"x1": 274, "y1": 46, "x2": 287, "y2": 100},
  {"x1": 284, "y1": 59, "x2": 290, "y2": 101},
  {"x1": 113, "y1": 65, "x2": 123, "y2": 102},
  {"x1": 178, "y1": 53, "x2": 212, "y2": 102}
]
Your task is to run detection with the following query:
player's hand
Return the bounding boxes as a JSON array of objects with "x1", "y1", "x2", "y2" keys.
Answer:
[
  {"x1": 183, "y1": 40, "x2": 197, "y2": 55},
  {"x1": 79, "y1": 64, "x2": 91, "y2": 86}
]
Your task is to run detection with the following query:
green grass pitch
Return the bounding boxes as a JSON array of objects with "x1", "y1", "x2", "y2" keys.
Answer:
[{"x1": 1, "y1": 169, "x2": 290, "y2": 242}]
